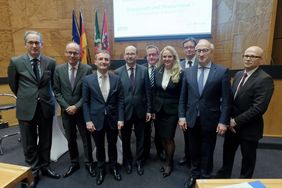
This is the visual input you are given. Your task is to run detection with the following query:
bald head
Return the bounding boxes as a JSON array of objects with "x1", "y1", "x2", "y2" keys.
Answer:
[
  {"x1": 243, "y1": 46, "x2": 264, "y2": 71},
  {"x1": 195, "y1": 39, "x2": 214, "y2": 66},
  {"x1": 124, "y1": 45, "x2": 137, "y2": 66}
]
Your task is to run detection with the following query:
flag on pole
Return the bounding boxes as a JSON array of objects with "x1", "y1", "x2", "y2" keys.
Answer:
[
  {"x1": 94, "y1": 10, "x2": 102, "y2": 53},
  {"x1": 101, "y1": 10, "x2": 110, "y2": 53},
  {"x1": 72, "y1": 9, "x2": 80, "y2": 44},
  {"x1": 79, "y1": 10, "x2": 88, "y2": 64}
]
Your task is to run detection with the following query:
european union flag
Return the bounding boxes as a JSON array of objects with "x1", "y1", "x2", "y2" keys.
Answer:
[{"x1": 72, "y1": 9, "x2": 80, "y2": 44}]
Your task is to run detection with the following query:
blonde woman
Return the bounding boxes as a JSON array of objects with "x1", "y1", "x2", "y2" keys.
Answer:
[{"x1": 154, "y1": 46, "x2": 182, "y2": 177}]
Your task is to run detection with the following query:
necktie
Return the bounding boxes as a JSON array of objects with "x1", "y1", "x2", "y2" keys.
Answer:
[
  {"x1": 70, "y1": 66, "x2": 76, "y2": 89},
  {"x1": 32, "y1": 59, "x2": 40, "y2": 81},
  {"x1": 129, "y1": 67, "x2": 135, "y2": 88},
  {"x1": 150, "y1": 66, "x2": 155, "y2": 88},
  {"x1": 100, "y1": 75, "x2": 108, "y2": 101},
  {"x1": 234, "y1": 72, "x2": 248, "y2": 98},
  {"x1": 198, "y1": 66, "x2": 205, "y2": 95},
  {"x1": 188, "y1": 61, "x2": 192, "y2": 67},
  {"x1": 238, "y1": 72, "x2": 248, "y2": 89}
]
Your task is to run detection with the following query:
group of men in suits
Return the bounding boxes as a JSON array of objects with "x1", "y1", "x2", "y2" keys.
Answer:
[{"x1": 8, "y1": 30, "x2": 274, "y2": 188}]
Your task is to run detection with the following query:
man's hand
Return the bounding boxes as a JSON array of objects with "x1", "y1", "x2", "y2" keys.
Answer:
[
  {"x1": 86, "y1": 121, "x2": 96, "y2": 132},
  {"x1": 178, "y1": 119, "x2": 187, "y2": 131},
  {"x1": 216, "y1": 123, "x2": 227, "y2": 135},
  {"x1": 66, "y1": 105, "x2": 78, "y2": 115},
  {"x1": 117, "y1": 121, "x2": 124, "y2": 130},
  {"x1": 229, "y1": 118, "x2": 237, "y2": 133},
  {"x1": 146, "y1": 113, "x2": 151, "y2": 122},
  {"x1": 151, "y1": 113, "x2": 156, "y2": 120}
]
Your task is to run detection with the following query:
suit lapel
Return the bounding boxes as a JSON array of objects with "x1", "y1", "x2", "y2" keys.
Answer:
[
  {"x1": 93, "y1": 72, "x2": 105, "y2": 103},
  {"x1": 190, "y1": 66, "x2": 200, "y2": 96},
  {"x1": 202, "y1": 63, "x2": 216, "y2": 95},
  {"x1": 73, "y1": 63, "x2": 83, "y2": 90},
  {"x1": 236, "y1": 69, "x2": 259, "y2": 98},
  {"x1": 232, "y1": 71, "x2": 244, "y2": 95},
  {"x1": 107, "y1": 73, "x2": 115, "y2": 101},
  {"x1": 64, "y1": 64, "x2": 73, "y2": 90},
  {"x1": 23, "y1": 55, "x2": 38, "y2": 81},
  {"x1": 121, "y1": 65, "x2": 132, "y2": 93}
]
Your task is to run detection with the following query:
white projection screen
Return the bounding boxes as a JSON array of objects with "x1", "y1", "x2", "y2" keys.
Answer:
[{"x1": 113, "y1": 0, "x2": 212, "y2": 41}]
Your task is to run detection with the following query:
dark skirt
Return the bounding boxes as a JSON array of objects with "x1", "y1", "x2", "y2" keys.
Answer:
[{"x1": 155, "y1": 108, "x2": 178, "y2": 139}]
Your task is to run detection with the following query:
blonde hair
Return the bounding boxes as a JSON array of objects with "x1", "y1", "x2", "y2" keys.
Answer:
[{"x1": 159, "y1": 45, "x2": 181, "y2": 83}]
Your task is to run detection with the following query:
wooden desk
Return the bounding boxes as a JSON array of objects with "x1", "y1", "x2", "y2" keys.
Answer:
[
  {"x1": 196, "y1": 179, "x2": 282, "y2": 188},
  {"x1": 0, "y1": 162, "x2": 33, "y2": 188}
]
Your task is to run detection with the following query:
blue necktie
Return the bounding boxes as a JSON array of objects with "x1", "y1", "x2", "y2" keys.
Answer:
[{"x1": 198, "y1": 67, "x2": 205, "y2": 95}]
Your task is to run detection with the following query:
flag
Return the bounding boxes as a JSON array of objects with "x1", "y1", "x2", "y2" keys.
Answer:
[
  {"x1": 79, "y1": 10, "x2": 88, "y2": 64},
  {"x1": 72, "y1": 9, "x2": 80, "y2": 44},
  {"x1": 101, "y1": 10, "x2": 110, "y2": 52},
  {"x1": 94, "y1": 10, "x2": 102, "y2": 53}
]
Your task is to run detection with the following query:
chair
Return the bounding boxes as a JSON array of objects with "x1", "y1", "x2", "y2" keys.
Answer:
[{"x1": 0, "y1": 93, "x2": 20, "y2": 155}]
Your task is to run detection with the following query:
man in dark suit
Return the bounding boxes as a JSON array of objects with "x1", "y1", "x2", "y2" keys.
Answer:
[
  {"x1": 83, "y1": 50, "x2": 124, "y2": 185},
  {"x1": 216, "y1": 46, "x2": 274, "y2": 178},
  {"x1": 178, "y1": 38, "x2": 198, "y2": 167},
  {"x1": 8, "y1": 31, "x2": 60, "y2": 186},
  {"x1": 115, "y1": 45, "x2": 152, "y2": 176},
  {"x1": 53, "y1": 42, "x2": 94, "y2": 178},
  {"x1": 143, "y1": 45, "x2": 165, "y2": 162},
  {"x1": 178, "y1": 39, "x2": 231, "y2": 188}
]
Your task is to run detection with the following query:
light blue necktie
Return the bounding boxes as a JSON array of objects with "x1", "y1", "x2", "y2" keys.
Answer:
[{"x1": 198, "y1": 67, "x2": 205, "y2": 95}]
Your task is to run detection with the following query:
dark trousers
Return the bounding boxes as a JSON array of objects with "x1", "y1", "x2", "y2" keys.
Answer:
[
  {"x1": 19, "y1": 104, "x2": 53, "y2": 175},
  {"x1": 183, "y1": 130, "x2": 191, "y2": 163},
  {"x1": 121, "y1": 112, "x2": 145, "y2": 165},
  {"x1": 188, "y1": 118, "x2": 217, "y2": 178},
  {"x1": 61, "y1": 111, "x2": 93, "y2": 165},
  {"x1": 92, "y1": 118, "x2": 118, "y2": 171},
  {"x1": 221, "y1": 130, "x2": 258, "y2": 178},
  {"x1": 153, "y1": 121, "x2": 163, "y2": 155},
  {"x1": 143, "y1": 120, "x2": 152, "y2": 160}
]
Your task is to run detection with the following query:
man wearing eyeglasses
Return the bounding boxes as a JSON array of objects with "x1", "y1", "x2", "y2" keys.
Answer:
[
  {"x1": 53, "y1": 42, "x2": 95, "y2": 178},
  {"x1": 8, "y1": 31, "x2": 60, "y2": 187},
  {"x1": 179, "y1": 39, "x2": 231, "y2": 188},
  {"x1": 216, "y1": 46, "x2": 274, "y2": 179}
]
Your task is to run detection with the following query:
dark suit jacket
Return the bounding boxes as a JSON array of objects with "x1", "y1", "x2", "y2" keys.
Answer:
[
  {"x1": 232, "y1": 68, "x2": 274, "y2": 141},
  {"x1": 8, "y1": 54, "x2": 56, "y2": 121},
  {"x1": 53, "y1": 62, "x2": 92, "y2": 112},
  {"x1": 83, "y1": 72, "x2": 124, "y2": 131},
  {"x1": 154, "y1": 66, "x2": 182, "y2": 115},
  {"x1": 115, "y1": 64, "x2": 152, "y2": 121},
  {"x1": 179, "y1": 63, "x2": 231, "y2": 131},
  {"x1": 180, "y1": 59, "x2": 198, "y2": 70}
]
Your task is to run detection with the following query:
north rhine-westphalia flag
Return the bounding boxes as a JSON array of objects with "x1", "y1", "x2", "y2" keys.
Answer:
[
  {"x1": 94, "y1": 10, "x2": 102, "y2": 53},
  {"x1": 101, "y1": 10, "x2": 110, "y2": 53}
]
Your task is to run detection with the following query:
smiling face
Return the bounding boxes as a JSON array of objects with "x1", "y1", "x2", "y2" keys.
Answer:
[
  {"x1": 195, "y1": 39, "x2": 213, "y2": 66},
  {"x1": 124, "y1": 46, "x2": 137, "y2": 66},
  {"x1": 162, "y1": 49, "x2": 174, "y2": 70},
  {"x1": 65, "y1": 42, "x2": 80, "y2": 67},
  {"x1": 146, "y1": 47, "x2": 159, "y2": 66},
  {"x1": 95, "y1": 52, "x2": 111, "y2": 73},
  {"x1": 25, "y1": 33, "x2": 43, "y2": 58},
  {"x1": 242, "y1": 46, "x2": 263, "y2": 72},
  {"x1": 183, "y1": 40, "x2": 196, "y2": 60}
]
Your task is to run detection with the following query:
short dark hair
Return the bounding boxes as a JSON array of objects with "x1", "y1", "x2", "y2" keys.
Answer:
[{"x1": 182, "y1": 37, "x2": 197, "y2": 47}]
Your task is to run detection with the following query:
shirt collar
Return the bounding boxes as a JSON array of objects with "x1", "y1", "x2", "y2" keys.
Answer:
[
  {"x1": 68, "y1": 62, "x2": 79, "y2": 70},
  {"x1": 245, "y1": 67, "x2": 259, "y2": 76},
  {"x1": 126, "y1": 64, "x2": 136, "y2": 71},
  {"x1": 28, "y1": 54, "x2": 41, "y2": 63},
  {"x1": 97, "y1": 70, "x2": 109, "y2": 78},
  {"x1": 185, "y1": 56, "x2": 196, "y2": 64},
  {"x1": 198, "y1": 61, "x2": 212, "y2": 69}
]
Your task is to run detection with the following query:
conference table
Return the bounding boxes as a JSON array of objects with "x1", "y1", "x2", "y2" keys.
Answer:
[{"x1": 196, "y1": 179, "x2": 282, "y2": 188}]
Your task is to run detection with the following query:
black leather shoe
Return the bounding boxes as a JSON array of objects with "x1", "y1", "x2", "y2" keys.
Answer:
[
  {"x1": 126, "y1": 163, "x2": 132, "y2": 174},
  {"x1": 85, "y1": 163, "x2": 96, "y2": 177},
  {"x1": 184, "y1": 177, "x2": 196, "y2": 188},
  {"x1": 41, "y1": 167, "x2": 61, "y2": 179},
  {"x1": 63, "y1": 164, "x2": 80, "y2": 178},
  {"x1": 29, "y1": 174, "x2": 39, "y2": 188},
  {"x1": 178, "y1": 157, "x2": 187, "y2": 166},
  {"x1": 136, "y1": 163, "x2": 144, "y2": 176},
  {"x1": 163, "y1": 165, "x2": 172, "y2": 178},
  {"x1": 96, "y1": 171, "x2": 105, "y2": 185},
  {"x1": 160, "y1": 166, "x2": 165, "y2": 172},
  {"x1": 111, "y1": 168, "x2": 122, "y2": 181}
]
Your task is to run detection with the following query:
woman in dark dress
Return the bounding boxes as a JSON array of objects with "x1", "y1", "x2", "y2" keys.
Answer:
[{"x1": 154, "y1": 46, "x2": 182, "y2": 177}]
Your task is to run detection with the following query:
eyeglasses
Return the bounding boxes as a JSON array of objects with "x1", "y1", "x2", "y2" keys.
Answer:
[
  {"x1": 196, "y1": 48, "x2": 210, "y2": 54},
  {"x1": 67, "y1": 51, "x2": 80, "y2": 56},
  {"x1": 242, "y1": 55, "x2": 261, "y2": 60},
  {"x1": 184, "y1": 46, "x2": 195, "y2": 50},
  {"x1": 26, "y1": 41, "x2": 41, "y2": 46}
]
